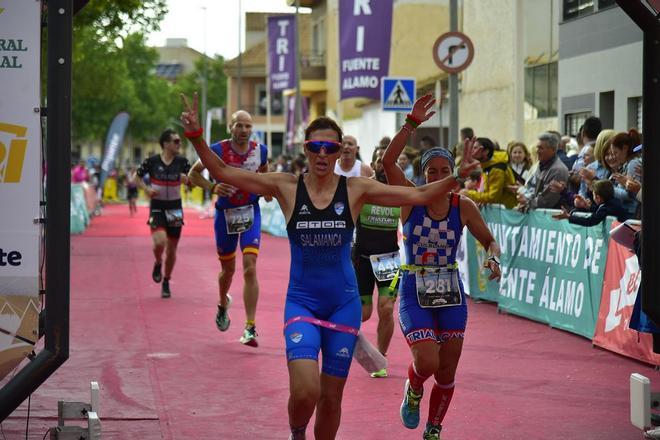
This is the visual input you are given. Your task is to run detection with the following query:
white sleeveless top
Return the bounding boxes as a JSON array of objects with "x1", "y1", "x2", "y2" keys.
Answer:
[{"x1": 334, "y1": 159, "x2": 362, "y2": 177}]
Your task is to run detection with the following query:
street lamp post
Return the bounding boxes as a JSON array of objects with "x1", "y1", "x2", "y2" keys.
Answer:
[{"x1": 294, "y1": 0, "x2": 303, "y2": 154}]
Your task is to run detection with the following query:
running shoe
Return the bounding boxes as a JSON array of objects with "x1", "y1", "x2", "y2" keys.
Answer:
[
  {"x1": 161, "y1": 278, "x2": 171, "y2": 298},
  {"x1": 400, "y1": 379, "x2": 423, "y2": 429},
  {"x1": 423, "y1": 423, "x2": 442, "y2": 440},
  {"x1": 215, "y1": 294, "x2": 232, "y2": 332},
  {"x1": 152, "y1": 262, "x2": 162, "y2": 283},
  {"x1": 370, "y1": 368, "x2": 388, "y2": 378},
  {"x1": 239, "y1": 325, "x2": 258, "y2": 347}
]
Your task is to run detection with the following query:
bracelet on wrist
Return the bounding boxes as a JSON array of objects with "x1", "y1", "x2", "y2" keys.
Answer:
[
  {"x1": 210, "y1": 183, "x2": 218, "y2": 193},
  {"x1": 452, "y1": 168, "x2": 466, "y2": 185},
  {"x1": 406, "y1": 113, "x2": 422, "y2": 126},
  {"x1": 488, "y1": 255, "x2": 500, "y2": 265},
  {"x1": 184, "y1": 128, "x2": 204, "y2": 139},
  {"x1": 404, "y1": 116, "x2": 419, "y2": 129}
]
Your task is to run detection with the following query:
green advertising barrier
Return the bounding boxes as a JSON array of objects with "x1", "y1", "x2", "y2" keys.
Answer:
[
  {"x1": 467, "y1": 206, "x2": 611, "y2": 339},
  {"x1": 71, "y1": 183, "x2": 90, "y2": 234}
]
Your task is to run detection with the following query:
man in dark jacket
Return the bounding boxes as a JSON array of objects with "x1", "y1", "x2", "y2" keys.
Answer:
[{"x1": 518, "y1": 132, "x2": 569, "y2": 210}]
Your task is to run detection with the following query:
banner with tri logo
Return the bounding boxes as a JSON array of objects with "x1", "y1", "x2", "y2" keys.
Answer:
[
  {"x1": 0, "y1": 0, "x2": 41, "y2": 294},
  {"x1": 0, "y1": 0, "x2": 42, "y2": 379}
]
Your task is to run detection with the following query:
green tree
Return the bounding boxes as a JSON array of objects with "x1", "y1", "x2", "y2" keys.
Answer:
[{"x1": 70, "y1": 0, "x2": 170, "y2": 143}]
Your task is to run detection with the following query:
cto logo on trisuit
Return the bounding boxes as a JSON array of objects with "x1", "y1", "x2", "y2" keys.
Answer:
[{"x1": 0, "y1": 122, "x2": 28, "y2": 183}]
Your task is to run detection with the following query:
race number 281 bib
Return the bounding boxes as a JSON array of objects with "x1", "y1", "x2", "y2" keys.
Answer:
[
  {"x1": 224, "y1": 204, "x2": 254, "y2": 234},
  {"x1": 415, "y1": 268, "x2": 461, "y2": 308},
  {"x1": 369, "y1": 251, "x2": 401, "y2": 282}
]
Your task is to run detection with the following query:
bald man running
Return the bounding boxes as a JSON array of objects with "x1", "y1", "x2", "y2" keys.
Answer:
[
  {"x1": 335, "y1": 135, "x2": 374, "y2": 178},
  {"x1": 189, "y1": 110, "x2": 269, "y2": 347}
]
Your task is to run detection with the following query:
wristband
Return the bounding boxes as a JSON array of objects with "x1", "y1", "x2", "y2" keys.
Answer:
[
  {"x1": 488, "y1": 255, "x2": 500, "y2": 265},
  {"x1": 211, "y1": 183, "x2": 218, "y2": 193},
  {"x1": 404, "y1": 116, "x2": 419, "y2": 129},
  {"x1": 184, "y1": 128, "x2": 203, "y2": 139},
  {"x1": 452, "y1": 167, "x2": 466, "y2": 185},
  {"x1": 406, "y1": 113, "x2": 422, "y2": 126}
]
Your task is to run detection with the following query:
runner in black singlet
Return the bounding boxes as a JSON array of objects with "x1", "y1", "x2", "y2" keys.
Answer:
[{"x1": 136, "y1": 128, "x2": 191, "y2": 298}]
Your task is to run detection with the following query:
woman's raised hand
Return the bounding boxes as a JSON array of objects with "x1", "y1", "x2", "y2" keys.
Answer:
[
  {"x1": 409, "y1": 94, "x2": 436, "y2": 124},
  {"x1": 458, "y1": 136, "x2": 480, "y2": 178}
]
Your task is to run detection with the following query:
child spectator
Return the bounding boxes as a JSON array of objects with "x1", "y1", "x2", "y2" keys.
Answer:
[{"x1": 552, "y1": 179, "x2": 626, "y2": 226}]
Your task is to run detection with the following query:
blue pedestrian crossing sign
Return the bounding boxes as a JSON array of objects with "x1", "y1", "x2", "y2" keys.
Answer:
[{"x1": 381, "y1": 77, "x2": 416, "y2": 112}]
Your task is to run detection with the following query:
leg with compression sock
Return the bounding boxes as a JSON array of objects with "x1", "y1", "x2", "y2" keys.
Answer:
[{"x1": 427, "y1": 381, "x2": 454, "y2": 427}]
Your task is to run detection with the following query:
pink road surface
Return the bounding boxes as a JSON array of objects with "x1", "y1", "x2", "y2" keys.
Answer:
[{"x1": 2, "y1": 204, "x2": 655, "y2": 439}]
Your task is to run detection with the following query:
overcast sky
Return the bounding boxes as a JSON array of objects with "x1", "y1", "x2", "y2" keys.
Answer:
[{"x1": 146, "y1": 0, "x2": 309, "y2": 59}]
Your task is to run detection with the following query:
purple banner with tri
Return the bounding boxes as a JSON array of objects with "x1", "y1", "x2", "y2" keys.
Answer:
[
  {"x1": 339, "y1": 0, "x2": 393, "y2": 100},
  {"x1": 268, "y1": 15, "x2": 296, "y2": 94}
]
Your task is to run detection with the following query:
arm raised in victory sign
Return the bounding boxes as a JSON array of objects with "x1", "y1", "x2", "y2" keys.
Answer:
[
  {"x1": 351, "y1": 139, "x2": 480, "y2": 207},
  {"x1": 180, "y1": 93, "x2": 293, "y2": 199}
]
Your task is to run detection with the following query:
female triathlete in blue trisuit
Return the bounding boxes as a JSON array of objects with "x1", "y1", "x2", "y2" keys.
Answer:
[
  {"x1": 180, "y1": 92, "x2": 480, "y2": 440},
  {"x1": 383, "y1": 95, "x2": 501, "y2": 440}
]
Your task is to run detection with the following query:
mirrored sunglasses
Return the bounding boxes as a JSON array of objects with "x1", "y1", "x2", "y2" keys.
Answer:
[{"x1": 304, "y1": 140, "x2": 342, "y2": 154}]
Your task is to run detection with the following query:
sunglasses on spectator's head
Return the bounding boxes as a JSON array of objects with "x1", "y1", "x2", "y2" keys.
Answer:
[{"x1": 304, "y1": 140, "x2": 342, "y2": 154}]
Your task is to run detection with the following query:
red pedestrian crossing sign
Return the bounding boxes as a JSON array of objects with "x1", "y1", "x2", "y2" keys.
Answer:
[
  {"x1": 433, "y1": 32, "x2": 475, "y2": 74},
  {"x1": 381, "y1": 77, "x2": 416, "y2": 112}
]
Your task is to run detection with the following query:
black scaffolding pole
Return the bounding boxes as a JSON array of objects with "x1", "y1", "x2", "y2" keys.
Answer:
[{"x1": 617, "y1": 0, "x2": 660, "y2": 350}]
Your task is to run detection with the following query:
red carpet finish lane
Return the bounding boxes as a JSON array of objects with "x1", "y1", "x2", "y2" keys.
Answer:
[{"x1": 2, "y1": 203, "x2": 656, "y2": 439}]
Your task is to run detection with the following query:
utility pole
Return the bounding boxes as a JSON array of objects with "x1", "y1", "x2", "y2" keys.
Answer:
[
  {"x1": 294, "y1": 0, "x2": 303, "y2": 153},
  {"x1": 237, "y1": 0, "x2": 243, "y2": 110},
  {"x1": 448, "y1": 0, "x2": 458, "y2": 149},
  {"x1": 201, "y1": 5, "x2": 209, "y2": 144}
]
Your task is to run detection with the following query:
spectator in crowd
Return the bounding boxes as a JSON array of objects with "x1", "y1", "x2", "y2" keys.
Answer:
[
  {"x1": 555, "y1": 142, "x2": 597, "y2": 207},
  {"x1": 379, "y1": 136, "x2": 392, "y2": 149},
  {"x1": 451, "y1": 127, "x2": 475, "y2": 164},
  {"x1": 464, "y1": 169, "x2": 482, "y2": 191},
  {"x1": 563, "y1": 135, "x2": 579, "y2": 157},
  {"x1": 572, "y1": 117, "x2": 601, "y2": 173},
  {"x1": 461, "y1": 137, "x2": 517, "y2": 209},
  {"x1": 275, "y1": 155, "x2": 291, "y2": 173},
  {"x1": 460, "y1": 127, "x2": 474, "y2": 141},
  {"x1": 419, "y1": 135, "x2": 436, "y2": 152},
  {"x1": 411, "y1": 156, "x2": 426, "y2": 186},
  {"x1": 624, "y1": 144, "x2": 642, "y2": 203},
  {"x1": 575, "y1": 136, "x2": 622, "y2": 213},
  {"x1": 552, "y1": 179, "x2": 626, "y2": 226},
  {"x1": 576, "y1": 129, "x2": 617, "y2": 201},
  {"x1": 290, "y1": 155, "x2": 307, "y2": 177},
  {"x1": 553, "y1": 131, "x2": 576, "y2": 170},
  {"x1": 397, "y1": 148, "x2": 416, "y2": 180},
  {"x1": 71, "y1": 159, "x2": 89, "y2": 183},
  {"x1": 507, "y1": 141, "x2": 533, "y2": 185},
  {"x1": 610, "y1": 129, "x2": 643, "y2": 219},
  {"x1": 517, "y1": 132, "x2": 569, "y2": 210}
]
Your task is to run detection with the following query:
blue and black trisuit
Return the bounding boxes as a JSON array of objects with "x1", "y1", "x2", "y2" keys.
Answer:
[{"x1": 283, "y1": 175, "x2": 362, "y2": 378}]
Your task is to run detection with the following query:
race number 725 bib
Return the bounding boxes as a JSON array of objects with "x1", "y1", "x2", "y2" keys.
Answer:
[
  {"x1": 224, "y1": 204, "x2": 254, "y2": 234},
  {"x1": 369, "y1": 251, "x2": 401, "y2": 282},
  {"x1": 415, "y1": 267, "x2": 461, "y2": 308}
]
